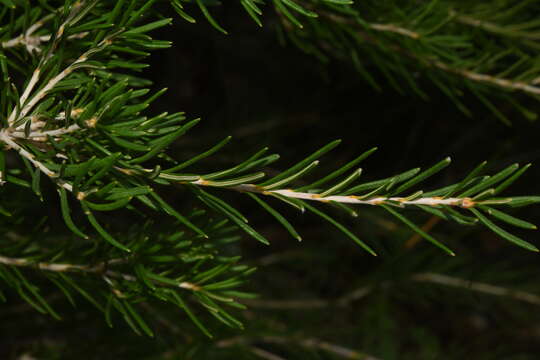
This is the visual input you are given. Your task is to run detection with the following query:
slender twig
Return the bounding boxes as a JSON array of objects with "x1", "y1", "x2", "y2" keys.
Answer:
[
  {"x1": 0, "y1": 7, "x2": 115, "y2": 192},
  {"x1": 10, "y1": 124, "x2": 82, "y2": 140},
  {"x1": 218, "y1": 335, "x2": 382, "y2": 360},
  {"x1": 308, "y1": 8, "x2": 540, "y2": 97},
  {"x1": 249, "y1": 347, "x2": 287, "y2": 360},
  {"x1": 6, "y1": 1, "x2": 102, "y2": 127},
  {"x1": 1, "y1": 12, "x2": 55, "y2": 53},
  {"x1": 243, "y1": 272, "x2": 540, "y2": 310},
  {"x1": 0, "y1": 254, "x2": 201, "y2": 291},
  {"x1": 242, "y1": 283, "x2": 375, "y2": 309},
  {"x1": 0, "y1": 254, "x2": 110, "y2": 273},
  {"x1": 366, "y1": 23, "x2": 420, "y2": 39},
  {"x1": 431, "y1": 60, "x2": 540, "y2": 95},
  {"x1": 11, "y1": 46, "x2": 97, "y2": 126},
  {"x1": 451, "y1": 10, "x2": 540, "y2": 41},
  {"x1": 1, "y1": 2, "x2": 89, "y2": 54},
  {"x1": 190, "y1": 179, "x2": 481, "y2": 208},
  {"x1": 296, "y1": 2, "x2": 420, "y2": 39},
  {"x1": 0, "y1": 130, "x2": 74, "y2": 192},
  {"x1": 411, "y1": 272, "x2": 540, "y2": 306}
]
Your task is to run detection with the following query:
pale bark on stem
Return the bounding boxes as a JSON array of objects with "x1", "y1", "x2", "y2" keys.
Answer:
[
  {"x1": 1, "y1": 1, "x2": 90, "y2": 53},
  {"x1": 1, "y1": 27, "x2": 113, "y2": 191},
  {"x1": 368, "y1": 23, "x2": 420, "y2": 39},
  {"x1": 310, "y1": 9, "x2": 540, "y2": 97},
  {"x1": 0, "y1": 254, "x2": 200, "y2": 291},
  {"x1": 6, "y1": 13, "x2": 66, "y2": 126},
  {"x1": 6, "y1": 1, "x2": 97, "y2": 127},
  {"x1": 431, "y1": 60, "x2": 540, "y2": 95},
  {"x1": 12, "y1": 54, "x2": 87, "y2": 126},
  {"x1": 10, "y1": 124, "x2": 81, "y2": 140},
  {"x1": 1, "y1": 12, "x2": 55, "y2": 53},
  {"x1": 0, "y1": 130, "x2": 74, "y2": 192},
  {"x1": 451, "y1": 11, "x2": 540, "y2": 41},
  {"x1": 190, "y1": 180, "x2": 478, "y2": 208}
]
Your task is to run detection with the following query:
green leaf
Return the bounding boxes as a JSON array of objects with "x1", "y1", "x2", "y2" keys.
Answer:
[
  {"x1": 129, "y1": 119, "x2": 200, "y2": 164},
  {"x1": 202, "y1": 147, "x2": 269, "y2": 180},
  {"x1": 343, "y1": 167, "x2": 420, "y2": 195},
  {"x1": 382, "y1": 205, "x2": 455, "y2": 256},
  {"x1": 445, "y1": 161, "x2": 487, "y2": 197},
  {"x1": 106, "y1": 186, "x2": 152, "y2": 200},
  {"x1": 111, "y1": 297, "x2": 141, "y2": 335},
  {"x1": 460, "y1": 163, "x2": 519, "y2": 197},
  {"x1": 470, "y1": 208, "x2": 538, "y2": 252},
  {"x1": 241, "y1": 0, "x2": 263, "y2": 27},
  {"x1": 320, "y1": 168, "x2": 362, "y2": 197},
  {"x1": 47, "y1": 275, "x2": 76, "y2": 307},
  {"x1": 124, "y1": 18, "x2": 172, "y2": 35},
  {"x1": 504, "y1": 196, "x2": 540, "y2": 208},
  {"x1": 84, "y1": 153, "x2": 121, "y2": 188},
  {"x1": 84, "y1": 197, "x2": 132, "y2": 211},
  {"x1": 281, "y1": 0, "x2": 318, "y2": 17},
  {"x1": 303, "y1": 202, "x2": 376, "y2": 255},
  {"x1": 479, "y1": 206, "x2": 537, "y2": 230},
  {"x1": 166, "y1": 136, "x2": 231, "y2": 172},
  {"x1": 31, "y1": 168, "x2": 42, "y2": 198},
  {"x1": 0, "y1": 0, "x2": 16, "y2": 8},
  {"x1": 391, "y1": 157, "x2": 451, "y2": 196},
  {"x1": 204, "y1": 172, "x2": 265, "y2": 187},
  {"x1": 274, "y1": 0, "x2": 304, "y2": 28},
  {"x1": 494, "y1": 163, "x2": 531, "y2": 195},
  {"x1": 12, "y1": 268, "x2": 62, "y2": 320},
  {"x1": 58, "y1": 188, "x2": 89, "y2": 239},
  {"x1": 149, "y1": 192, "x2": 208, "y2": 238},
  {"x1": 168, "y1": 290, "x2": 213, "y2": 338},
  {"x1": 122, "y1": 300, "x2": 154, "y2": 337},
  {"x1": 195, "y1": 188, "x2": 269, "y2": 245},
  {"x1": 260, "y1": 140, "x2": 341, "y2": 186},
  {"x1": 263, "y1": 160, "x2": 319, "y2": 190},
  {"x1": 82, "y1": 202, "x2": 131, "y2": 252},
  {"x1": 171, "y1": 0, "x2": 197, "y2": 23},
  {"x1": 269, "y1": 192, "x2": 306, "y2": 212},
  {"x1": 58, "y1": 273, "x2": 104, "y2": 312},
  {"x1": 198, "y1": 189, "x2": 249, "y2": 224},
  {"x1": 195, "y1": 0, "x2": 228, "y2": 34},
  {"x1": 247, "y1": 193, "x2": 302, "y2": 241},
  {"x1": 298, "y1": 147, "x2": 376, "y2": 191}
]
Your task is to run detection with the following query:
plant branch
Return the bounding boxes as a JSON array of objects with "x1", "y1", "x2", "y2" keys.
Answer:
[
  {"x1": 6, "y1": 2, "x2": 104, "y2": 127},
  {"x1": 1, "y1": 12, "x2": 55, "y2": 53},
  {"x1": 309, "y1": 9, "x2": 540, "y2": 97},
  {"x1": 217, "y1": 335, "x2": 382, "y2": 360},
  {"x1": 191, "y1": 180, "x2": 480, "y2": 209},
  {"x1": 411, "y1": 272, "x2": 540, "y2": 306},
  {"x1": 0, "y1": 254, "x2": 201, "y2": 291},
  {"x1": 0, "y1": 130, "x2": 74, "y2": 192},
  {"x1": 242, "y1": 272, "x2": 540, "y2": 309}
]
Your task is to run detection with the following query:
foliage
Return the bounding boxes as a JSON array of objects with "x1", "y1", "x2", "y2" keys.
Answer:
[{"x1": 1, "y1": 0, "x2": 540, "y2": 358}]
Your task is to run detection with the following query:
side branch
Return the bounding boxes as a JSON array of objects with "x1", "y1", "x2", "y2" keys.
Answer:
[
  {"x1": 311, "y1": 9, "x2": 540, "y2": 97},
  {"x1": 0, "y1": 130, "x2": 74, "y2": 192},
  {"x1": 192, "y1": 180, "x2": 478, "y2": 208},
  {"x1": 0, "y1": 254, "x2": 200, "y2": 291}
]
